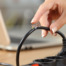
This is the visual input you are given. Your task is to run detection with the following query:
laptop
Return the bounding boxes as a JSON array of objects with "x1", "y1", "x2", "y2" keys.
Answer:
[{"x1": 0, "y1": 10, "x2": 65, "y2": 51}]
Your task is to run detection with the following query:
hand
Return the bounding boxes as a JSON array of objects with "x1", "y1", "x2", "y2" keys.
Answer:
[{"x1": 31, "y1": 0, "x2": 66, "y2": 37}]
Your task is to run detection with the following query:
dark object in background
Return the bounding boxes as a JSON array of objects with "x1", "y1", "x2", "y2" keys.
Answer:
[
  {"x1": 25, "y1": 56, "x2": 66, "y2": 66},
  {"x1": 33, "y1": 58, "x2": 56, "y2": 66},
  {"x1": 46, "y1": 56, "x2": 66, "y2": 66}
]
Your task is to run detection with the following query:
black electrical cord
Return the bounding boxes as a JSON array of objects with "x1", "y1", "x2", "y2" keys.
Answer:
[{"x1": 16, "y1": 26, "x2": 65, "y2": 66}]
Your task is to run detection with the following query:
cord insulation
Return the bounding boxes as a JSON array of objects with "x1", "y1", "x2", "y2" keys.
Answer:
[{"x1": 16, "y1": 27, "x2": 65, "y2": 66}]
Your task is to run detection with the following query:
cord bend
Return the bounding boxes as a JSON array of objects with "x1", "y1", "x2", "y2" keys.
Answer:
[{"x1": 16, "y1": 26, "x2": 65, "y2": 66}]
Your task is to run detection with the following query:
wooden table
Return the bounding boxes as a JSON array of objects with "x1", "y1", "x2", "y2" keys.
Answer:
[{"x1": 0, "y1": 46, "x2": 62, "y2": 66}]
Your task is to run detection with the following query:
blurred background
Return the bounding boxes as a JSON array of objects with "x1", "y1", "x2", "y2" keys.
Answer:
[
  {"x1": 0, "y1": 0, "x2": 43, "y2": 36},
  {"x1": 0, "y1": 0, "x2": 66, "y2": 50}
]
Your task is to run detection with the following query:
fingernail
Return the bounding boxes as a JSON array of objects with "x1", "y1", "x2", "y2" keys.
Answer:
[
  {"x1": 52, "y1": 27, "x2": 57, "y2": 33},
  {"x1": 31, "y1": 19, "x2": 34, "y2": 23},
  {"x1": 42, "y1": 34, "x2": 45, "y2": 38},
  {"x1": 42, "y1": 31, "x2": 45, "y2": 38}
]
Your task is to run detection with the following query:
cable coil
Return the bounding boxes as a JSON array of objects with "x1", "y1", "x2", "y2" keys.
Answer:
[{"x1": 16, "y1": 26, "x2": 66, "y2": 66}]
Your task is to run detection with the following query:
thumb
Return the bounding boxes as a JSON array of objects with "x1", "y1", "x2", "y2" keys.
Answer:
[
  {"x1": 31, "y1": 0, "x2": 55, "y2": 24},
  {"x1": 50, "y1": 13, "x2": 65, "y2": 33}
]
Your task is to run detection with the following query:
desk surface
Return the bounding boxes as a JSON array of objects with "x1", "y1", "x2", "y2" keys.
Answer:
[{"x1": 0, "y1": 46, "x2": 62, "y2": 66}]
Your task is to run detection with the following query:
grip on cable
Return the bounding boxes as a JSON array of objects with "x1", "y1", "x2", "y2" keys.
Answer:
[{"x1": 16, "y1": 26, "x2": 66, "y2": 66}]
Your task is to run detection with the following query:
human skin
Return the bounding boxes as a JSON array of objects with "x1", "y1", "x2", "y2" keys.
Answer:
[{"x1": 31, "y1": 0, "x2": 66, "y2": 37}]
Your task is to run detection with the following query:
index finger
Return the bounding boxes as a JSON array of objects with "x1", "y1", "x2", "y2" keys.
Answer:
[{"x1": 31, "y1": 0, "x2": 55, "y2": 24}]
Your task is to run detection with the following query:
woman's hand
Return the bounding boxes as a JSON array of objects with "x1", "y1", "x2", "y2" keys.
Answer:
[{"x1": 31, "y1": 0, "x2": 66, "y2": 37}]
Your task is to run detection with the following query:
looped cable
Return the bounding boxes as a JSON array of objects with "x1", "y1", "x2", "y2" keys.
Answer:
[{"x1": 16, "y1": 26, "x2": 65, "y2": 66}]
